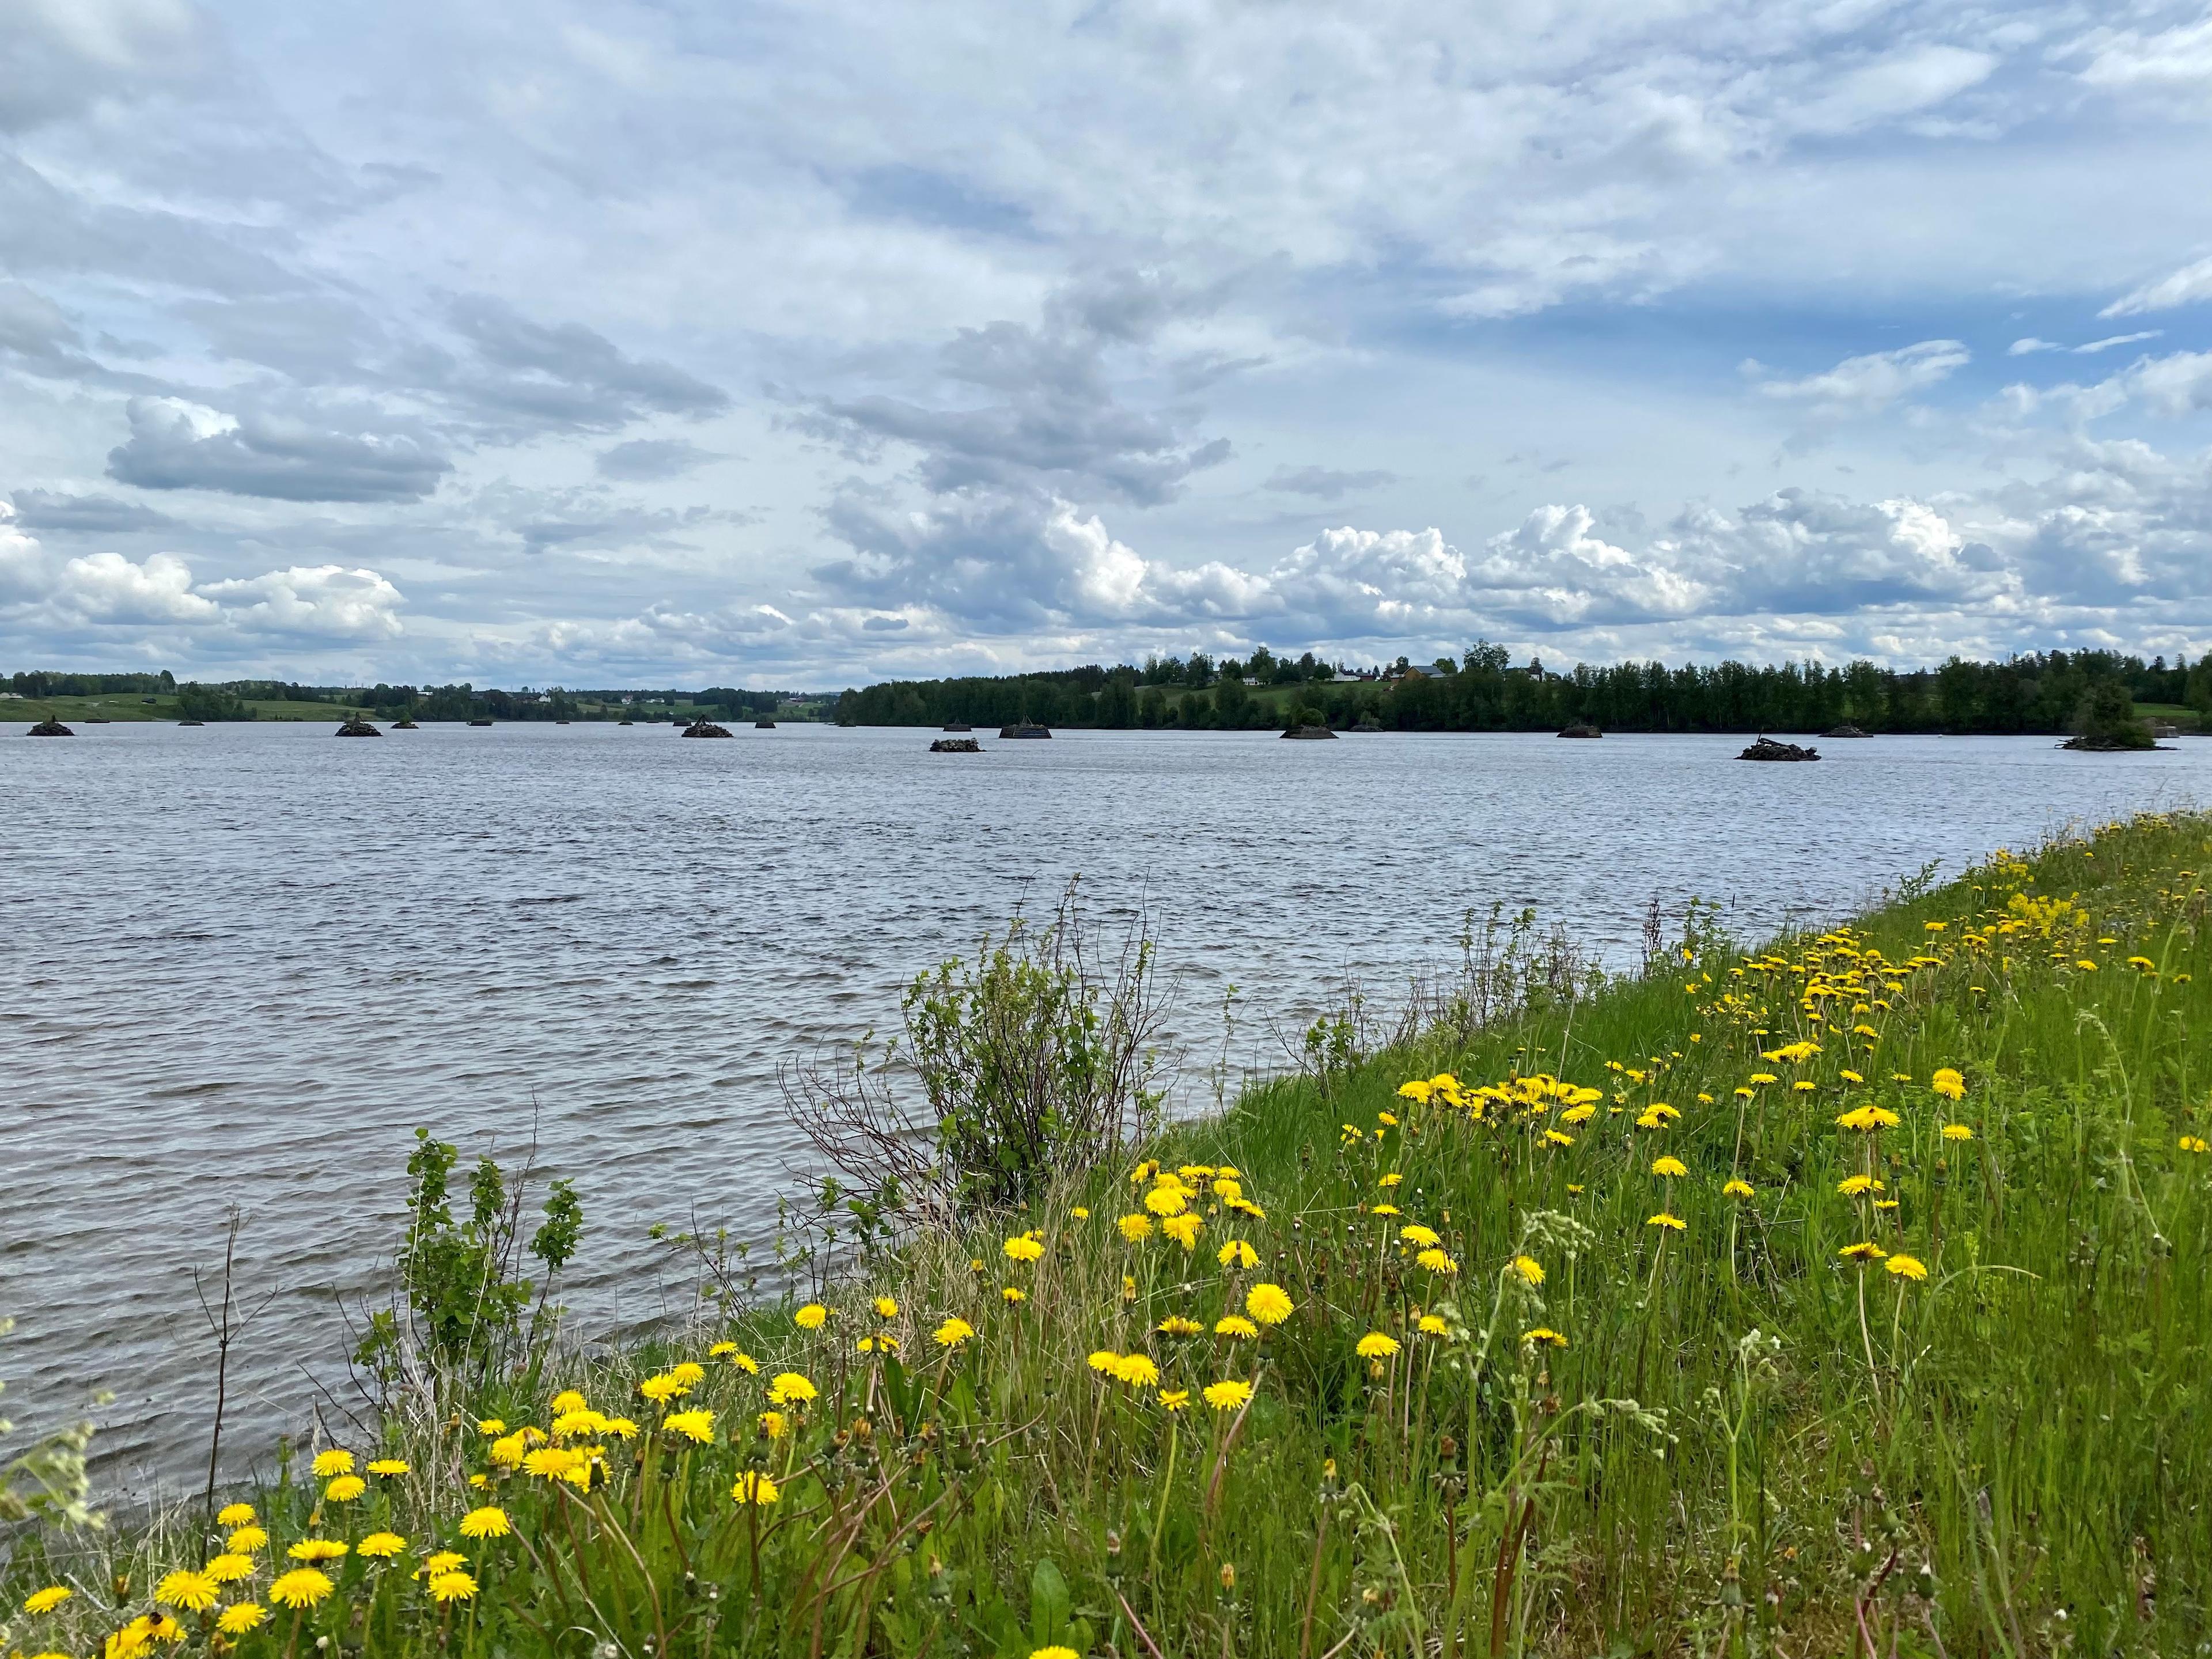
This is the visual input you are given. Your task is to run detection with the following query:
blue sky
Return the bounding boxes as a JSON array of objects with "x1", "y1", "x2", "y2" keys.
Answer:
[{"x1": 4, "y1": 0, "x2": 2212, "y2": 685}]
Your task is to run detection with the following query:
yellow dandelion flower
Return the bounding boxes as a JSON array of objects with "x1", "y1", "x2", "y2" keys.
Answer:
[
  {"x1": 1931, "y1": 1067, "x2": 1966, "y2": 1101},
  {"x1": 1650, "y1": 1156, "x2": 1687, "y2": 1179},
  {"x1": 324, "y1": 1475, "x2": 366, "y2": 1502},
  {"x1": 669, "y1": 1362, "x2": 704, "y2": 1387},
  {"x1": 1002, "y1": 1234, "x2": 1046, "y2": 1263},
  {"x1": 758, "y1": 1408, "x2": 787, "y2": 1440},
  {"x1": 933, "y1": 1317, "x2": 975, "y2": 1349},
  {"x1": 459, "y1": 1506, "x2": 511, "y2": 1539},
  {"x1": 205, "y1": 1553, "x2": 256, "y2": 1583},
  {"x1": 662, "y1": 1408, "x2": 716, "y2": 1445},
  {"x1": 1885, "y1": 1253, "x2": 1927, "y2": 1280},
  {"x1": 1836, "y1": 1104, "x2": 1900, "y2": 1131},
  {"x1": 1839, "y1": 1070, "x2": 1864, "y2": 1084},
  {"x1": 1724, "y1": 1178, "x2": 1754, "y2": 1198},
  {"x1": 1217, "y1": 1238, "x2": 1257, "y2": 1270},
  {"x1": 217, "y1": 1502, "x2": 256, "y2": 1527},
  {"x1": 1245, "y1": 1282, "x2": 1295, "y2": 1325},
  {"x1": 1838, "y1": 1174, "x2": 1885, "y2": 1195},
  {"x1": 1522, "y1": 1328, "x2": 1568, "y2": 1348},
  {"x1": 1118, "y1": 1213, "x2": 1154, "y2": 1242},
  {"x1": 1157, "y1": 1315, "x2": 1203, "y2": 1336},
  {"x1": 1839, "y1": 1241, "x2": 1887, "y2": 1261},
  {"x1": 428, "y1": 1570, "x2": 478, "y2": 1603},
  {"x1": 1418, "y1": 1313, "x2": 1447, "y2": 1335},
  {"x1": 24, "y1": 1585, "x2": 73, "y2": 1615},
  {"x1": 1373, "y1": 1200, "x2": 1403, "y2": 1214},
  {"x1": 550, "y1": 1389, "x2": 588, "y2": 1414},
  {"x1": 1416, "y1": 1247, "x2": 1460, "y2": 1273},
  {"x1": 217, "y1": 1603, "x2": 267, "y2": 1635},
  {"x1": 1203, "y1": 1379, "x2": 1255, "y2": 1412},
  {"x1": 423, "y1": 1552, "x2": 465, "y2": 1574},
  {"x1": 873, "y1": 1296, "x2": 899, "y2": 1319},
  {"x1": 1355, "y1": 1332, "x2": 1400, "y2": 1358},
  {"x1": 1162, "y1": 1212, "x2": 1203, "y2": 1249},
  {"x1": 367, "y1": 1458, "x2": 409, "y2": 1476},
  {"x1": 268, "y1": 1569, "x2": 334, "y2": 1609},
  {"x1": 1399, "y1": 1224, "x2": 1440, "y2": 1248},
  {"x1": 287, "y1": 1539, "x2": 347, "y2": 1562},
  {"x1": 1158, "y1": 1388, "x2": 1191, "y2": 1411},
  {"x1": 1088, "y1": 1350, "x2": 1123, "y2": 1375},
  {"x1": 1512, "y1": 1254, "x2": 1544, "y2": 1286},
  {"x1": 1647, "y1": 1213, "x2": 1686, "y2": 1231},
  {"x1": 2181, "y1": 1135, "x2": 2210, "y2": 1154},
  {"x1": 524, "y1": 1446, "x2": 582, "y2": 1482},
  {"x1": 999, "y1": 1286, "x2": 1026, "y2": 1304},
  {"x1": 226, "y1": 1525, "x2": 268, "y2": 1554},
  {"x1": 310, "y1": 1448, "x2": 354, "y2": 1478},
  {"x1": 603, "y1": 1416, "x2": 640, "y2": 1438},
  {"x1": 1071, "y1": 1206, "x2": 1091, "y2": 1219},
  {"x1": 639, "y1": 1374, "x2": 685, "y2": 1404},
  {"x1": 1214, "y1": 1315, "x2": 1258, "y2": 1340},
  {"x1": 732, "y1": 1471, "x2": 780, "y2": 1505},
  {"x1": 1942, "y1": 1123, "x2": 1975, "y2": 1142},
  {"x1": 357, "y1": 1533, "x2": 406, "y2": 1560},
  {"x1": 793, "y1": 1303, "x2": 828, "y2": 1330},
  {"x1": 767, "y1": 1372, "x2": 819, "y2": 1406},
  {"x1": 1115, "y1": 1353, "x2": 1161, "y2": 1388},
  {"x1": 1144, "y1": 1185, "x2": 1188, "y2": 1217},
  {"x1": 475, "y1": 1418, "x2": 506, "y2": 1435}
]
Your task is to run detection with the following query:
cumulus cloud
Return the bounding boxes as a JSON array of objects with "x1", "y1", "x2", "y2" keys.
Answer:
[
  {"x1": 106, "y1": 396, "x2": 452, "y2": 502},
  {"x1": 2102, "y1": 255, "x2": 2212, "y2": 318},
  {"x1": 1751, "y1": 341, "x2": 1970, "y2": 414},
  {"x1": 197, "y1": 565, "x2": 406, "y2": 638}
]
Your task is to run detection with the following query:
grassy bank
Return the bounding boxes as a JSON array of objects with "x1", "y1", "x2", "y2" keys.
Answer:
[{"x1": 9, "y1": 815, "x2": 2212, "y2": 1658}]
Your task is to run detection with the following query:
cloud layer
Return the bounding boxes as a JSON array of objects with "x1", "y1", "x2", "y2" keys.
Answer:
[{"x1": 6, "y1": 0, "x2": 2212, "y2": 682}]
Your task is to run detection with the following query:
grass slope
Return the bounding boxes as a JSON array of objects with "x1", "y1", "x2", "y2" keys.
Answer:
[{"x1": 7, "y1": 815, "x2": 2211, "y2": 1658}]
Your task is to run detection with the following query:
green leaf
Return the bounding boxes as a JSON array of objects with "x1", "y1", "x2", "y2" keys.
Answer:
[{"x1": 1029, "y1": 1557, "x2": 1071, "y2": 1644}]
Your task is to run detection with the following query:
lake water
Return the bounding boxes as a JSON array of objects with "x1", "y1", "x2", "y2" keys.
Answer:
[{"x1": 6, "y1": 718, "x2": 2207, "y2": 1493}]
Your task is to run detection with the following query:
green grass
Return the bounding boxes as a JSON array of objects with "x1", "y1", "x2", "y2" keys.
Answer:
[{"x1": 8, "y1": 815, "x2": 2212, "y2": 1658}]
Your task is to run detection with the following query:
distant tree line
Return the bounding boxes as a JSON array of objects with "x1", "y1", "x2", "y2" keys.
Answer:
[
  {"x1": 4, "y1": 670, "x2": 804, "y2": 722},
  {"x1": 835, "y1": 646, "x2": 2212, "y2": 734}
]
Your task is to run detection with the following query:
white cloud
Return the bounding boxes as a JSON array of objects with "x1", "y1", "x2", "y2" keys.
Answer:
[
  {"x1": 52, "y1": 550, "x2": 218, "y2": 623},
  {"x1": 197, "y1": 565, "x2": 406, "y2": 639},
  {"x1": 2101, "y1": 255, "x2": 2212, "y2": 318},
  {"x1": 1751, "y1": 340, "x2": 1970, "y2": 414},
  {"x1": 1791, "y1": 46, "x2": 1997, "y2": 136}
]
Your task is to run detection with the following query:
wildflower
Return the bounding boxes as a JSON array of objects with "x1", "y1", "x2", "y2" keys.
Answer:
[
  {"x1": 489, "y1": 1433, "x2": 527, "y2": 1468},
  {"x1": 1378, "y1": 1172, "x2": 1402, "y2": 1187},
  {"x1": 732, "y1": 1471, "x2": 781, "y2": 1506},
  {"x1": 1118, "y1": 1213, "x2": 1154, "y2": 1242},
  {"x1": 459, "y1": 1505, "x2": 512, "y2": 1539},
  {"x1": 366, "y1": 1457, "x2": 409, "y2": 1476},
  {"x1": 525, "y1": 1446, "x2": 584, "y2": 1481},
  {"x1": 604, "y1": 1416, "x2": 640, "y2": 1438},
  {"x1": 226, "y1": 1525, "x2": 268, "y2": 1553},
  {"x1": 1089, "y1": 1350, "x2": 1123, "y2": 1375},
  {"x1": 1418, "y1": 1313, "x2": 1448, "y2": 1335},
  {"x1": 1211, "y1": 1178, "x2": 1244, "y2": 1203},
  {"x1": 1522, "y1": 1328, "x2": 1568, "y2": 1348},
  {"x1": 1003, "y1": 1233, "x2": 1045, "y2": 1263},
  {"x1": 639, "y1": 1373, "x2": 687, "y2": 1405},
  {"x1": 1853, "y1": 1024, "x2": 1879, "y2": 1039},
  {"x1": 217, "y1": 1502, "x2": 256, "y2": 1527},
  {"x1": 1561, "y1": 1104, "x2": 1596, "y2": 1126},
  {"x1": 311, "y1": 1448, "x2": 355, "y2": 1478},
  {"x1": 1115, "y1": 1353, "x2": 1161, "y2": 1388},
  {"x1": 324, "y1": 1474, "x2": 366, "y2": 1502},
  {"x1": 794, "y1": 1303, "x2": 829, "y2": 1330},
  {"x1": 1158, "y1": 1315, "x2": 1203, "y2": 1336},
  {"x1": 429, "y1": 1569, "x2": 479, "y2": 1603},
  {"x1": 1245, "y1": 1282, "x2": 1295, "y2": 1324},
  {"x1": 2181, "y1": 1135, "x2": 2211, "y2": 1154},
  {"x1": 1839, "y1": 1070, "x2": 1863, "y2": 1084},
  {"x1": 1416, "y1": 1247, "x2": 1460, "y2": 1274},
  {"x1": 707, "y1": 1339, "x2": 740, "y2": 1358},
  {"x1": 1838, "y1": 1175, "x2": 1885, "y2": 1196},
  {"x1": 23, "y1": 1585, "x2": 73, "y2": 1615},
  {"x1": 1512, "y1": 1254, "x2": 1544, "y2": 1286},
  {"x1": 1217, "y1": 1238, "x2": 1257, "y2": 1270},
  {"x1": 1215, "y1": 1315, "x2": 1259, "y2": 1339},
  {"x1": 206, "y1": 1552, "x2": 256, "y2": 1582},
  {"x1": 670, "y1": 1362, "x2": 704, "y2": 1387},
  {"x1": 1033, "y1": 1647, "x2": 1084, "y2": 1659},
  {"x1": 1723, "y1": 1178, "x2": 1754, "y2": 1198},
  {"x1": 1636, "y1": 1109, "x2": 1668, "y2": 1128},
  {"x1": 768, "y1": 1372, "x2": 819, "y2": 1406},
  {"x1": 1122, "y1": 1274, "x2": 1137, "y2": 1302},
  {"x1": 873, "y1": 1295, "x2": 899, "y2": 1318},
  {"x1": 1749, "y1": 1073, "x2": 1778, "y2": 1086},
  {"x1": 288, "y1": 1539, "x2": 348, "y2": 1562},
  {"x1": 425, "y1": 1552, "x2": 466, "y2": 1574},
  {"x1": 934, "y1": 1316, "x2": 976, "y2": 1349},
  {"x1": 551, "y1": 1389, "x2": 588, "y2": 1414},
  {"x1": 553, "y1": 1407, "x2": 607, "y2": 1438},
  {"x1": 1647, "y1": 1214, "x2": 1686, "y2": 1232},
  {"x1": 1071, "y1": 1206, "x2": 1091, "y2": 1219},
  {"x1": 1399, "y1": 1224, "x2": 1440, "y2": 1249},
  {"x1": 1886, "y1": 1253, "x2": 1928, "y2": 1280},
  {"x1": 1836, "y1": 1104, "x2": 1901, "y2": 1131},
  {"x1": 217, "y1": 1604, "x2": 267, "y2": 1635},
  {"x1": 1377, "y1": 1109, "x2": 1399, "y2": 1127},
  {"x1": 1792, "y1": 1080, "x2": 1817, "y2": 1093},
  {"x1": 1000, "y1": 1286, "x2": 1026, "y2": 1303},
  {"x1": 1130, "y1": 1159, "x2": 1160, "y2": 1184},
  {"x1": 2075, "y1": 959, "x2": 2099, "y2": 971},
  {"x1": 358, "y1": 1533, "x2": 407, "y2": 1560},
  {"x1": 1355, "y1": 1331, "x2": 1400, "y2": 1358},
  {"x1": 663, "y1": 1408, "x2": 717, "y2": 1444},
  {"x1": 1373, "y1": 1200, "x2": 1403, "y2": 1214},
  {"x1": 475, "y1": 1418, "x2": 506, "y2": 1435},
  {"x1": 1203, "y1": 1379, "x2": 1255, "y2": 1412},
  {"x1": 268, "y1": 1569, "x2": 334, "y2": 1609},
  {"x1": 153, "y1": 1569, "x2": 217, "y2": 1616},
  {"x1": 1650, "y1": 1156, "x2": 1687, "y2": 1179},
  {"x1": 1931, "y1": 1067, "x2": 1966, "y2": 1101},
  {"x1": 1158, "y1": 1388, "x2": 1191, "y2": 1411},
  {"x1": 1839, "y1": 1241, "x2": 1888, "y2": 1261},
  {"x1": 1544, "y1": 1130, "x2": 1574, "y2": 1147},
  {"x1": 1157, "y1": 1211, "x2": 1202, "y2": 1251},
  {"x1": 757, "y1": 1408, "x2": 788, "y2": 1440},
  {"x1": 1144, "y1": 1184, "x2": 1189, "y2": 1217}
]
